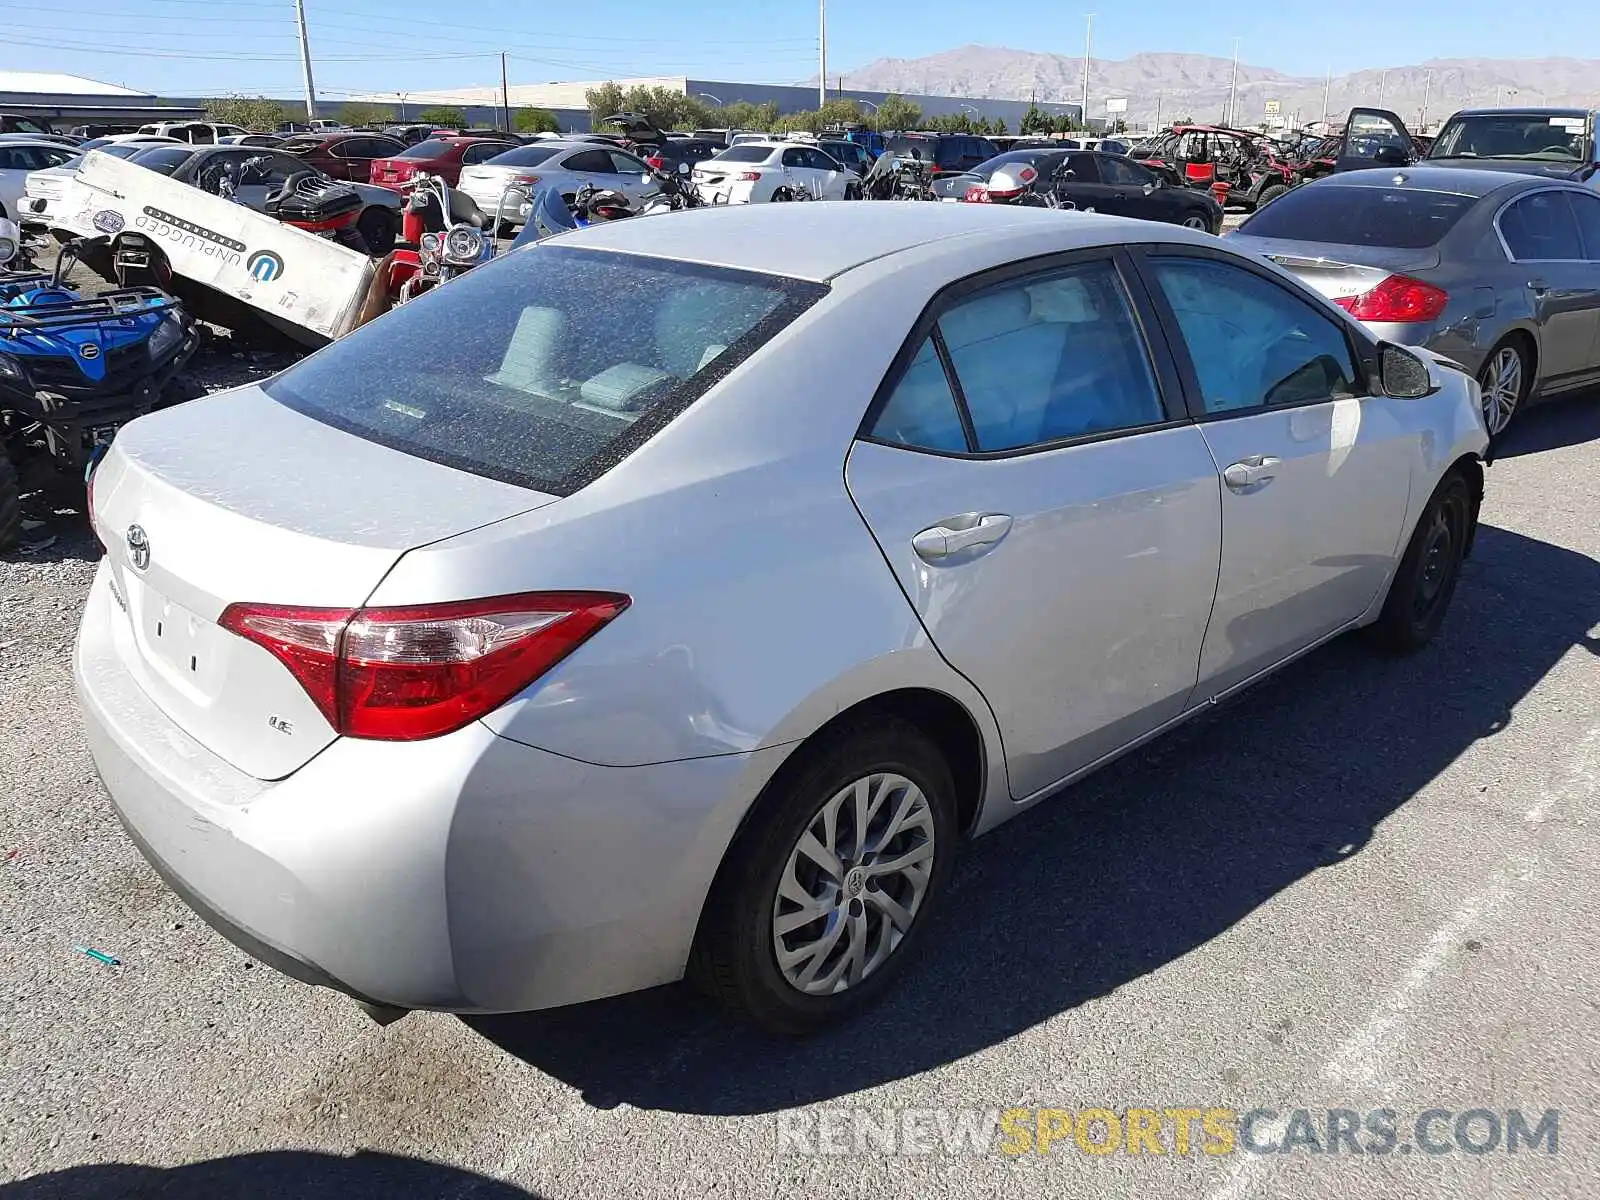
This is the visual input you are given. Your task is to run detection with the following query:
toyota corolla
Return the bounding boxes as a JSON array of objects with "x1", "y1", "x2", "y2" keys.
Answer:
[{"x1": 76, "y1": 203, "x2": 1488, "y2": 1033}]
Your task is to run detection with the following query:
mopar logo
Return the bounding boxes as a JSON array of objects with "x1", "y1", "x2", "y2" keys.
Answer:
[
  {"x1": 247, "y1": 250, "x2": 285, "y2": 283},
  {"x1": 91, "y1": 210, "x2": 124, "y2": 235}
]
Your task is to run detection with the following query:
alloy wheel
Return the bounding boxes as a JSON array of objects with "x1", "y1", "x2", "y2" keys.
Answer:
[
  {"x1": 1479, "y1": 346, "x2": 1523, "y2": 435},
  {"x1": 772, "y1": 772, "x2": 936, "y2": 995},
  {"x1": 1182, "y1": 214, "x2": 1209, "y2": 230}
]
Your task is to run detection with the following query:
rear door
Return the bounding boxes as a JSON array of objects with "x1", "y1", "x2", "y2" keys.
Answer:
[
  {"x1": 1132, "y1": 247, "x2": 1416, "y2": 695},
  {"x1": 845, "y1": 251, "x2": 1222, "y2": 799},
  {"x1": 1497, "y1": 188, "x2": 1600, "y2": 384},
  {"x1": 1337, "y1": 107, "x2": 1415, "y2": 172}
]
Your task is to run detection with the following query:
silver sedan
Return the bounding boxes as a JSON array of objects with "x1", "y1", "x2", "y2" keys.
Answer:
[
  {"x1": 457, "y1": 139, "x2": 657, "y2": 227},
  {"x1": 1230, "y1": 165, "x2": 1600, "y2": 436},
  {"x1": 77, "y1": 204, "x2": 1488, "y2": 1033}
]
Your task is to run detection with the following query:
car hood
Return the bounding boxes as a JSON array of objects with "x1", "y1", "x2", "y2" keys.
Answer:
[{"x1": 1424, "y1": 157, "x2": 1591, "y2": 180}]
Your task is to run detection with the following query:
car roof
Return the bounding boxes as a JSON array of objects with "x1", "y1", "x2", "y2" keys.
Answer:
[
  {"x1": 1311, "y1": 165, "x2": 1548, "y2": 198},
  {"x1": 553, "y1": 201, "x2": 1204, "y2": 283},
  {"x1": 1447, "y1": 106, "x2": 1592, "y2": 118}
]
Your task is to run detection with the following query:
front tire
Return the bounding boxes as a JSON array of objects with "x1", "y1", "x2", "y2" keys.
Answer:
[
  {"x1": 355, "y1": 207, "x2": 396, "y2": 256},
  {"x1": 1254, "y1": 183, "x2": 1289, "y2": 209},
  {"x1": 1365, "y1": 470, "x2": 1472, "y2": 653},
  {"x1": 690, "y1": 717, "x2": 958, "y2": 1034}
]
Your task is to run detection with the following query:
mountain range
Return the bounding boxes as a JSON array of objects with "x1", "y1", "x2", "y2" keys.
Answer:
[{"x1": 823, "y1": 46, "x2": 1600, "y2": 128}]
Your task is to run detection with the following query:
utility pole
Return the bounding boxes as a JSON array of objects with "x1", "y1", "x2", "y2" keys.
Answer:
[
  {"x1": 1154, "y1": 93, "x2": 1162, "y2": 131},
  {"x1": 819, "y1": 0, "x2": 827, "y2": 111},
  {"x1": 1226, "y1": 37, "x2": 1240, "y2": 127},
  {"x1": 1081, "y1": 14, "x2": 1094, "y2": 129},
  {"x1": 1420, "y1": 67, "x2": 1432, "y2": 131},
  {"x1": 1378, "y1": 69, "x2": 1387, "y2": 108},
  {"x1": 500, "y1": 51, "x2": 511, "y2": 134},
  {"x1": 293, "y1": 0, "x2": 318, "y2": 121},
  {"x1": 1321, "y1": 67, "x2": 1331, "y2": 125}
]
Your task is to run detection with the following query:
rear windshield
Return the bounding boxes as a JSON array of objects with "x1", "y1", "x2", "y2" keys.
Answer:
[
  {"x1": 265, "y1": 246, "x2": 826, "y2": 494},
  {"x1": 1239, "y1": 184, "x2": 1477, "y2": 249},
  {"x1": 710, "y1": 145, "x2": 774, "y2": 163},
  {"x1": 1429, "y1": 113, "x2": 1590, "y2": 162},
  {"x1": 129, "y1": 146, "x2": 193, "y2": 174},
  {"x1": 396, "y1": 138, "x2": 455, "y2": 159},
  {"x1": 482, "y1": 144, "x2": 561, "y2": 167}
]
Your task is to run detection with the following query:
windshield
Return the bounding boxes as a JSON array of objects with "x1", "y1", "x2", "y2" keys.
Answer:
[
  {"x1": 396, "y1": 138, "x2": 455, "y2": 160},
  {"x1": 1429, "y1": 113, "x2": 1589, "y2": 162},
  {"x1": 265, "y1": 246, "x2": 826, "y2": 494},
  {"x1": 710, "y1": 146, "x2": 775, "y2": 163},
  {"x1": 1239, "y1": 184, "x2": 1477, "y2": 249},
  {"x1": 482, "y1": 144, "x2": 561, "y2": 168}
]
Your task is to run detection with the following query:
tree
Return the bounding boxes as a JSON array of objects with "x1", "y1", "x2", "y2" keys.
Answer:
[
  {"x1": 1019, "y1": 102, "x2": 1050, "y2": 135},
  {"x1": 338, "y1": 102, "x2": 386, "y2": 128},
  {"x1": 584, "y1": 82, "x2": 626, "y2": 131},
  {"x1": 417, "y1": 106, "x2": 466, "y2": 127},
  {"x1": 1171, "y1": 113, "x2": 1194, "y2": 126},
  {"x1": 873, "y1": 94, "x2": 922, "y2": 132},
  {"x1": 514, "y1": 107, "x2": 561, "y2": 134},
  {"x1": 818, "y1": 97, "x2": 864, "y2": 127},
  {"x1": 719, "y1": 100, "x2": 779, "y2": 132},
  {"x1": 992, "y1": 116, "x2": 1008, "y2": 135},
  {"x1": 772, "y1": 109, "x2": 822, "y2": 135},
  {"x1": 203, "y1": 95, "x2": 288, "y2": 131}
]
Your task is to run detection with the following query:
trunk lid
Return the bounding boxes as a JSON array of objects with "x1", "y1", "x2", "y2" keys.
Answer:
[
  {"x1": 1228, "y1": 234, "x2": 1441, "y2": 302},
  {"x1": 90, "y1": 385, "x2": 554, "y2": 779}
]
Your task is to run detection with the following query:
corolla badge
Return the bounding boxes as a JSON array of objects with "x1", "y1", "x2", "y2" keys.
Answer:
[{"x1": 125, "y1": 524, "x2": 150, "y2": 571}]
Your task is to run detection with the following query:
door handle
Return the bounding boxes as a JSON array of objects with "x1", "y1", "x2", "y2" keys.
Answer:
[
  {"x1": 1222, "y1": 455, "x2": 1281, "y2": 491},
  {"x1": 912, "y1": 513, "x2": 1013, "y2": 561},
  {"x1": 1527, "y1": 278, "x2": 1550, "y2": 296}
]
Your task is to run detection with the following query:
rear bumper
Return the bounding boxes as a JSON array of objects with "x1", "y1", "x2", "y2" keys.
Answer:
[{"x1": 75, "y1": 564, "x2": 784, "y2": 1012}]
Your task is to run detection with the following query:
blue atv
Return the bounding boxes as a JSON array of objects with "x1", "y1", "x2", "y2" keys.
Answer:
[{"x1": 0, "y1": 226, "x2": 198, "y2": 549}]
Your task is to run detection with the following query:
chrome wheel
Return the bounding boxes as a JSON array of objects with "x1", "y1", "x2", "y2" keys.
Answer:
[
  {"x1": 1182, "y1": 214, "x2": 1209, "y2": 230},
  {"x1": 1479, "y1": 345, "x2": 1523, "y2": 435},
  {"x1": 772, "y1": 772, "x2": 936, "y2": 995}
]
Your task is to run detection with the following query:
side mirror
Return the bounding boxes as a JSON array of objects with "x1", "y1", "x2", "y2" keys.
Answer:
[
  {"x1": 1143, "y1": 181, "x2": 1158, "y2": 194},
  {"x1": 1380, "y1": 343, "x2": 1437, "y2": 398},
  {"x1": 641, "y1": 173, "x2": 651, "y2": 185}
]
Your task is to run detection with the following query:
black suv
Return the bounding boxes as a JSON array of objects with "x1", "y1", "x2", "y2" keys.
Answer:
[{"x1": 885, "y1": 133, "x2": 1000, "y2": 176}]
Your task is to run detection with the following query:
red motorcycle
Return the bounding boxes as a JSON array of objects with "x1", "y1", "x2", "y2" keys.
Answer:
[{"x1": 384, "y1": 173, "x2": 500, "y2": 304}]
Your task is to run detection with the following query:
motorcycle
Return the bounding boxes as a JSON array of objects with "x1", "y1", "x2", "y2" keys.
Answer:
[
  {"x1": 384, "y1": 172, "x2": 501, "y2": 305},
  {"x1": 862, "y1": 151, "x2": 936, "y2": 201},
  {"x1": 637, "y1": 162, "x2": 706, "y2": 214},
  {"x1": 198, "y1": 156, "x2": 373, "y2": 254},
  {"x1": 0, "y1": 227, "x2": 197, "y2": 548}
]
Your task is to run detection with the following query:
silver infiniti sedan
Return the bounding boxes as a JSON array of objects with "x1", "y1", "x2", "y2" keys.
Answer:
[
  {"x1": 77, "y1": 203, "x2": 1488, "y2": 1033},
  {"x1": 1229, "y1": 166, "x2": 1600, "y2": 437}
]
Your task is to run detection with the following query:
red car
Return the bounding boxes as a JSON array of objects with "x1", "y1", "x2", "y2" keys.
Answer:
[
  {"x1": 278, "y1": 131, "x2": 407, "y2": 182},
  {"x1": 369, "y1": 135, "x2": 520, "y2": 188}
]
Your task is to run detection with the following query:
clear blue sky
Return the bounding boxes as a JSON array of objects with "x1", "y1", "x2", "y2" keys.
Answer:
[{"x1": 4, "y1": 0, "x2": 1593, "y2": 100}]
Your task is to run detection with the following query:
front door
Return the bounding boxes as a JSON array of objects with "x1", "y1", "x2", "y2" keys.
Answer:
[
  {"x1": 1134, "y1": 249, "x2": 1416, "y2": 695},
  {"x1": 1497, "y1": 188, "x2": 1600, "y2": 384},
  {"x1": 1337, "y1": 107, "x2": 1416, "y2": 172},
  {"x1": 845, "y1": 253, "x2": 1223, "y2": 799},
  {"x1": 1051, "y1": 152, "x2": 1118, "y2": 213}
]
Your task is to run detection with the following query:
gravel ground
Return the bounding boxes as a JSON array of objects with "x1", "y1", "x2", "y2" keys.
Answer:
[{"x1": 2, "y1": 252, "x2": 1600, "y2": 1200}]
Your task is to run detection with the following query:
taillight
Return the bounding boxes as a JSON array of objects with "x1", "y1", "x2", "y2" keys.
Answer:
[
  {"x1": 218, "y1": 591, "x2": 630, "y2": 741},
  {"x1": 966, "y1": 184, "x2": 994, "y2": 202},
  {"x1": 736, "y1": 171, "x2": 763, "y2": 181},
  {"x1": 510, "y1": 173, "x2": 541, "y2": 185},
  {"x1": 1331, "y1": 274, "x2": 1449, "y2": 323}
]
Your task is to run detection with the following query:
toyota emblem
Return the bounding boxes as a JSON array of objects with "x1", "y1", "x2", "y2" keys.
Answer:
[{"x1": 125, "y1": 524, "x2": 150, "y2": 571}]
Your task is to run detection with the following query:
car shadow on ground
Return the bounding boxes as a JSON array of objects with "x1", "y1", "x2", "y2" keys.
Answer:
[
  {"x1": 470, "y1": 521, "x2": 1600, "y2": 1116},
  {"x1": 0, "y1": 1150, "x2": 541, "y2": 1199},
  {"x1": 1494, "y1": 392, "x2": 1600, "y2": 459}
]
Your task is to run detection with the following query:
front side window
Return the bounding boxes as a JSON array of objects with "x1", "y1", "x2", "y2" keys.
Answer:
[
  {"x1": 265, "y1": 247, "x2": 825, "y2": 494},
  {"x1": 1150, "y1": 257, "x2": 1360, "y2": 414},
  {"x1": 1100, "y1": 156, "x2": 1153, "y2": 186},
  {"x1": 1499, "y1": 191, "x2": 1585, "y2": 260}
]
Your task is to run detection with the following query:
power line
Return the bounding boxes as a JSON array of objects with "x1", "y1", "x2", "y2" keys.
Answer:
[{"x1": 1, "y1": 32, "x2": 487, "y2": 61}]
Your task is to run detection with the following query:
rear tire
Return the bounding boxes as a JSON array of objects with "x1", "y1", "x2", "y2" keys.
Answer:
[
  {"x1": 1365, "y1": 470, "x2": 1472, "y2": 653},
  {"x1": 355, "y1": 207, "x2": 396, "y2": 256},
  {"x1": 1180, "y1": 210, "x2": 1212, "y2": 232},
  {"x1": 0, "y1": 451, "x2": 22, "y2": 554},
  {"x1": 1476, "y1": 338, "x2": 1529, "y2": 438},
  {"x1": 690, "y1": 717, "x2": 958, "y2": 1034},
  {"x1": 1254, "y1": 183, "x2": 1289, "y2": 209}
]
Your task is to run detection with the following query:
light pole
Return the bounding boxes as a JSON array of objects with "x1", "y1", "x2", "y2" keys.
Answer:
[
  {"x1": 1419, "y1": 68, "x2": 1431, "y2": 130},
  {"x1": 294, "y1": 0, "x2": 318, "y2": 121},
  {"x1": 1321, "y1": 67, "x2": 1331, "y2": 126},
  {"x1": 819, "y1": 0, "x2": 827, "y2": 111},
  {"x1": 1226, "y1": 37, "x2": 1239, "y2": 128},
  {"x1": 696, "y1": 93, "x2": 723, "y2": 106},
  {"x1": 1081, "y1": 15, "x2": 1094, "y2": 130},
  {"x1": 396, "y1": 91, "x2": 408, "y2": 121},
  {"x1": 857, "y1": 98, "x2": 880, "y2": 131},
  {"x1": 1378, "y1": 69, "x2": 1387, "y2": 109}
]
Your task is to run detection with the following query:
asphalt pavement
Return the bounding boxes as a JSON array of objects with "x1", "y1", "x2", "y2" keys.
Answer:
[{"x1": 3, "y1": 393, "x2": 1599, "y2": 1200}]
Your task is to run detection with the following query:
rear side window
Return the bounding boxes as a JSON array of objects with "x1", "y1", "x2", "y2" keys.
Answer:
[
  {"x1": 130, "y1": 146, "x2": 192, "y2": 174},
  {"x1": 870, "y1": 260, "x2": 1166, "y2": 453},
  {"x1": 1499, "y1": 191, "x2": 1585, "y2": 260},
  {"x1": 266, "y1": 247, "x2": 827, "y2": 494},
  {"x1": 1239, "y1": 184, "x2": 1476, "y2": 249},
  {"x1": 485, "y1": 144, "x2": 560, "y2": 168},
  {"x1": 397, "y1": 139, "x2": 455, "y2": 159},
  {"x1": 712, "y1": 146, "x2": 775, "y2": 163}
]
